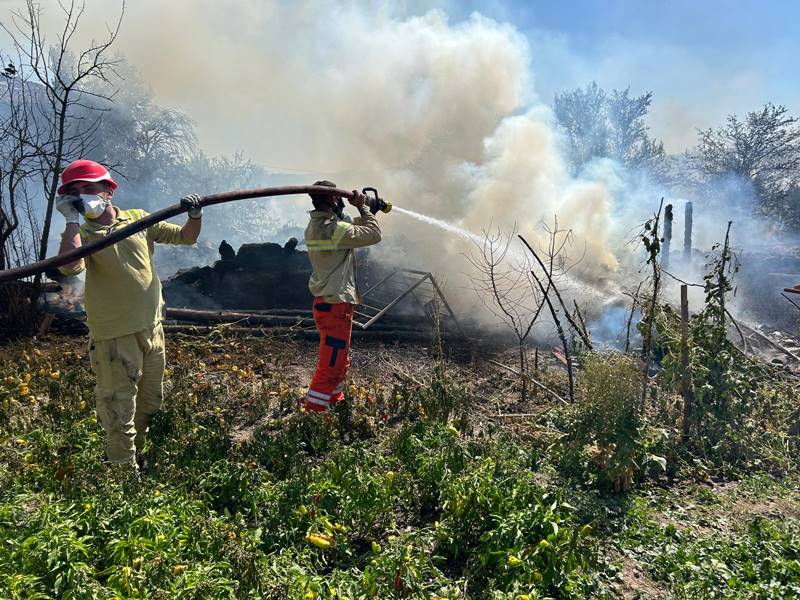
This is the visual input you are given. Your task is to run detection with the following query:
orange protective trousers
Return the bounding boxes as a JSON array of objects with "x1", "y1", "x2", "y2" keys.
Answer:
[{"x1": 305, "y1": 298, "x2": 354, "y2": 411}]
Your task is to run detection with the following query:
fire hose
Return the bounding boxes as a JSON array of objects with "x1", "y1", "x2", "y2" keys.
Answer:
[{"x1": 0, "y1": 185, "x2": 391, "y2": 284}]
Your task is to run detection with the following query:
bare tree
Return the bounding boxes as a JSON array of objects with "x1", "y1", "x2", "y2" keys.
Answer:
[
  {"x1": 521, "y1": 240, "x2": 574, "y2": 402},
  {"x1": 0, "y1": 52, "x2": 47, "y2": 338},
  {"x1": 466, "y1": 226, "x2": 545, "y2": 402},
  {"x1": 0, "y1": 54, "x2": 43, "y2": 270},
  {"x1": 1, "y1": 0, "x2": 124, "y2": 262},
  {"x1": 519, "y1": 220, "x2": 593, "y2": 352},
  {"x1": 518, "y1": 220, "x2": 583, "y2": 402},
  {"x1": 622, "y1": 281, "x2": 643, "y2": 353}
]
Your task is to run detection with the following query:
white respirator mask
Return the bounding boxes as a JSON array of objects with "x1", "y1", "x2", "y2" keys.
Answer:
[{"x1": 79, "y1": 194, "x2": 109, "y2": 219}]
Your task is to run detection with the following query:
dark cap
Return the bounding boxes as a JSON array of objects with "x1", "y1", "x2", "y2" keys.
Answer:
[{"x1": 310, "y1": 180, "x2": 338, "y2": 206}]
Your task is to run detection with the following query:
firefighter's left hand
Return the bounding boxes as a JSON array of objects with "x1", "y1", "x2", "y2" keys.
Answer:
[{"x1": 181, "y1": 193, "x2": 202, "y2": 219}]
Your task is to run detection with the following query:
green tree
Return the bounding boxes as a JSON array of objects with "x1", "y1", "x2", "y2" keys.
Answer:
[
  {"x1": 694, "y1": 103, "x2": 800, "y2": 228},
  {"x1": 553, "y1": 82, "x2": 665, "y2": 175}
]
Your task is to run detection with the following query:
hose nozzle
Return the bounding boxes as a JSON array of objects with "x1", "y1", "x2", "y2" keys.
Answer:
[{"x1": 363, "y1": 187, "x2": 391, "y2": 215}]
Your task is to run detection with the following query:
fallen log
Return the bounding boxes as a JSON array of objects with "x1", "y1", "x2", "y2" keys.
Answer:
[
  {"x1": 164, "y1": 307, "x2": 439, "y2": 333},
  {"x1": 222, "y1": 308, "x2": 313, "y2": 316},
  {"x1": 166, "y1": 307, "x2": 310, "y2": 327},
  {"x1": 162, "y1": 324, "x2": 457, "y2": 343},
  {"x1": 162, "y1": 320, "x2": 432, "y2": 336},
  {"x1": 169, "y1": 306, "x2": 439, "y2": 326}
]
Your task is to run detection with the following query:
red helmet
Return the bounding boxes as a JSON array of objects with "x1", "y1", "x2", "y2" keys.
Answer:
[{"x1": 58, "y1": 159, "x2": 118, "y2": 195}]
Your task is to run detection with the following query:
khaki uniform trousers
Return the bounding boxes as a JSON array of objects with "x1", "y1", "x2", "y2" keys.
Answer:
[{"x1": 88, "y1": 323, "x2": 166, "y2": 466}]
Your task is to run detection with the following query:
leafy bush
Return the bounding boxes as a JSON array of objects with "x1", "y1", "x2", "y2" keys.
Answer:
[
  {"x1": 654, "y1": 233, "x2": 799, "y2": 473},
  {"x1": 559, "y1": 352, "x2": 666, "y2": 492}
]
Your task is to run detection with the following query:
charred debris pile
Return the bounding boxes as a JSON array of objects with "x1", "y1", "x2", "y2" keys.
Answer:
[
  {"x1": 163, "y1": 238, "x2": 312, "y2": 311},
  {"x1": 162, "y1": 239, "x2": 462, "y2": 342}
]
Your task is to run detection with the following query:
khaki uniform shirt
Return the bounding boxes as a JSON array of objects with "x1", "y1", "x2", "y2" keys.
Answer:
[
  {"x1": 305, "y1": 206, "x2": 382, "y2": 304},
  {"x1": 59, "y1": 207, "x2": 192, "y2": 341}
]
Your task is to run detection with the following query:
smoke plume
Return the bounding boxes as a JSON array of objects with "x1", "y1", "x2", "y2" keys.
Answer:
[{"x1": 19, "y1": 1, "x2": 772, "y2": 334}]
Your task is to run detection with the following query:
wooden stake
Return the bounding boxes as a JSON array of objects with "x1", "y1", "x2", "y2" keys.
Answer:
[{"x1": 662, "y1": 203, "x2": 673, "y2": 269}]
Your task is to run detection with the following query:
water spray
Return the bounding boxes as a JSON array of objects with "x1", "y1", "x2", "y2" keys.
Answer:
[
  {"x1": 392, "y1": 206, "x2": 484, "y2": 245},
  {"x1": 391, "y1": 205, "x2": 621, "y2": 306}
]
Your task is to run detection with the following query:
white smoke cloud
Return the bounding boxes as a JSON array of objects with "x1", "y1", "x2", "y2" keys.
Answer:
[
  {"x1": 3, "y1": 1, "x2": 641, "y2": 321},
  {"x1": 37, "y1": 1, "x2": 526, "y2": 175},
  {"x1": 462, "y1": 107, "x2": 617, "y2": 270}
]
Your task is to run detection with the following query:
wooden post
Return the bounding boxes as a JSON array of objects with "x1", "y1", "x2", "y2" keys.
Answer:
[
  {"x1": 683, "y1": 201, "x2": 693, "y2": 264},
  {"x1": 662, "y1": 203, "x2": 673, "y2": 269},
  {"x1": 680, "y1": 284, "x2": 694, "y2": 443}
]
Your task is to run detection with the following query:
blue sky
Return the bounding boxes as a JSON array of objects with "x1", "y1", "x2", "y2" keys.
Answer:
[{"x1": 428, "y1": 0, "x2": 799, "y2": 151}]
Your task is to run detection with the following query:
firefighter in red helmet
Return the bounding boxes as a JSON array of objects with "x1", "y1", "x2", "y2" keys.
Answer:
[{"x1": 55, "y1": 159, "x2": 203, "y2": 474}]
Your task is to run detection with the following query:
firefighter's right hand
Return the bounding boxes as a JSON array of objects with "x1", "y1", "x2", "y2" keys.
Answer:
[
  {"x1": 56, "y1": 194, "x2": 81, "y2": 224},
  {"x1": 347, "y1": 189, "x2": 365, "y2": 209}
]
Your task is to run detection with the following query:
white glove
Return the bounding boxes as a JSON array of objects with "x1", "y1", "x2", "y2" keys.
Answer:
[
  {"x1": 56, "y1": 195, "x2": 81, "y2": 224},
  {"x1": 181, "y1": 193, "x2": 202, "y2": 219}
]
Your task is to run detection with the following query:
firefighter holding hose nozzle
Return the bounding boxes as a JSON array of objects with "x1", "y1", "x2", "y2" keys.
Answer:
[
  {"x1": 303, "y1": 181, "x2": 384, "y2": 412},
  {"x1": 55, "y1": 159, "x2": 203, "y2": 475}
]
